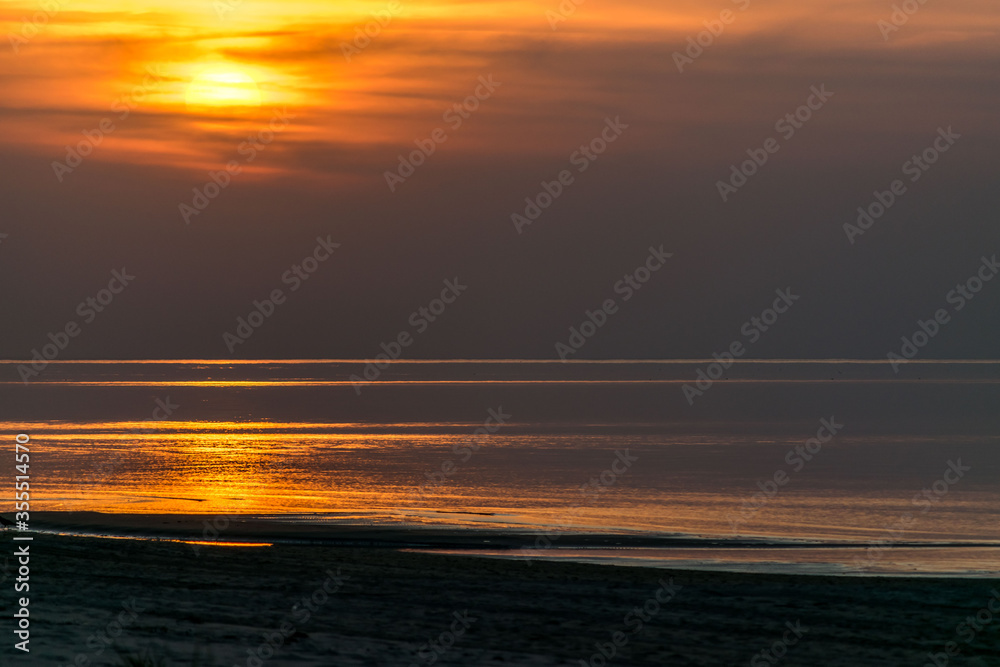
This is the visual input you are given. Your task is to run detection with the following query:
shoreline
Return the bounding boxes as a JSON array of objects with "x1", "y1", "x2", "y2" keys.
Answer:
[
  {"x1": 15, "y1": 511, "x2": 1000, "y2": 579},
  {"x1": 23, "y1": 510, "x2": 1000, "y2": 548}
]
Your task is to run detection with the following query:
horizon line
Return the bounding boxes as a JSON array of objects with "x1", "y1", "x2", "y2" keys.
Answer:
[{"x1": 2, "y1": 359, "x2": 1000, "y2": 365}]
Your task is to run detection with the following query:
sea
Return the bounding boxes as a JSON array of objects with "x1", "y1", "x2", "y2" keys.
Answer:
[{"x1": 2, "y1": 359, "x2": 999, "y2": 576}]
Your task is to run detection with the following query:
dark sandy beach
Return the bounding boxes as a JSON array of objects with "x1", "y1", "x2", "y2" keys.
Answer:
[{"x1": 11, "y1": 517, "x2": 1000, "y2": 666}]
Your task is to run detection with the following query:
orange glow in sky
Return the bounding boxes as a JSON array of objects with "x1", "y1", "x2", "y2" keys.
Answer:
[{"x1": 1, "y1": 0, "x2": 997, "y2": 179}]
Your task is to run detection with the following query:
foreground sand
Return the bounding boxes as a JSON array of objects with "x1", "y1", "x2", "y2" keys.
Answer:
[{"x1": 10, "y1": 530, "x2": 1000, "y2": 666}]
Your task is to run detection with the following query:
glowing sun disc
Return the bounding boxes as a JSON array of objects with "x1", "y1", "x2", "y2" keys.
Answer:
[{"x1": 185, "y1": 66, "x2": 262, "y2": 110}]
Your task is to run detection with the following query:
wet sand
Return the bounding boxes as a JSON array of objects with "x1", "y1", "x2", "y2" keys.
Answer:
[{"x1": 13, "y1": 521, "x2": 1000, "y2": 666}]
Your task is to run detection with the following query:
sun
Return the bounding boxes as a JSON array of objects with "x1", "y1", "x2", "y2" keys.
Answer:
[{"x1": 185, "y1": 66, "x2": 262, "y2": 111}]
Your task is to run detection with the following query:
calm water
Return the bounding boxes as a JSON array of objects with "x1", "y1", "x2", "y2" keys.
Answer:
[{"x1": 3, "y1": 360, "x2": 999, "y2": 574}]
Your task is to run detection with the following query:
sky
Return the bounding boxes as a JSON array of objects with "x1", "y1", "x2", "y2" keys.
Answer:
[{"x1": 1, "y1": 0, "x2": 998, "y2": 360}]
